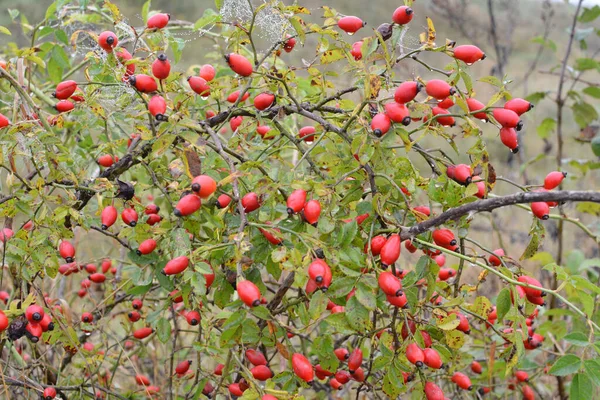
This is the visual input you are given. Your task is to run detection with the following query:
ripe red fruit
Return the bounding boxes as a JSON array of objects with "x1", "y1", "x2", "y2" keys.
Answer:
[
  {"x1": 450, "y1": 164, "x2": 472, "y2": 185},
  {"x1": 380, "y1": 234, "x2": 401, "y2": 267},
  {"x1": 116, "y1": 48, "x2": 135, "y2": 76},
  {"x1": 488, "y1": 248, "x2": 505, "y2": 266},
  {"x1": 337, "y1": 16, "x2": 366, "y2": 34},
  {"x1": 242, "y1": 192, "x2": 260, "y2": 213},
  {"x1": 283, "y1": 35, "x2": 296, "y2": 52},
  {"x1": 191, "y1": 175, "x2": 217, "y2": 198},
  {"x1": 225, "y1": 53, "x2": 253, "y2": 77},
  {"x1": 335, "y1": 370, "x2": 351, "y2": 384},
  {"x1": 100, "y1": 205, "x2": 117, "y2": 230},
  {"x1": 308, "y1": 259, "x2": 331, "y2": 286},
  {"x1": 199, "y1": 64, "x2": 215, "y2": 81},
  {"x1": 432, "y1": 106, "x2": 455, "y2": 127},
  {"x1": 454, "y1": 312, "x2": 471, "y2": 333},
  {"x1": 175, "y1": 360, "x2": 192, "y2": 375},
  {"x1": 185, "y1": 311, "x2": 201, "y2": 326},
  {"x1": 146, "y1": 213, "x2": 162, "y2": 225},
  {"x1": 254, "y1": 93, "x2": 275, "y2": 110},
  {"x1": 149, "y1": 95, "x2": 167, "y2": 121},
  {"x1": 466, "y1": 98, "x2": 488, "y2": 120},
  {"x1": 471, "y1": 360, "x2": 483, "y2": 374},
  {"x1": 163, "y1": 255, "x2": 189, "y2": 275},
  {"x1": 433, "y1": 228, "x2": 457, "y2": 248},
  {"x1": 292, "y1": 353, "x2": 314, "y2": 383},
  {"x1": 522, "y1": 384, "x2": 535, "y2": 400},
  {"x1": 53, "y1": 80, "x2": 77, "y2": 99},
  {"x1": 387, "y1": 292, "x2": 408, "y2": 308},
  {"x1": 426, "y1": 79, "x2": 455, "y2": 100},
  {"x1": 347, "y1": 348, "x2": 363, "y2": 373},
  {"x1": 135, "y1": 375, "x2": 150, "y2": 386},
  {"x1": 216, "y1": 194, "x2": 232, "y2": 209},
  {"x1": 424, "y1": 381, "x2": 445, "y2": 400},
  {"x1": 98, "y1": 31, "x2": 118, "y2": 52},
  {"x1": 26, "y1": 305, "x2": 45, "y2": 323},
  {"x1": 405, "y1": 240, "x2": 417, "y2": 253},
  {"x1": 238, "y1": 280, "x2": 261, "y2": 307},
  {"x1": 0, "y1": 113, "x2": 9, "y2": 128},
  {"x1": 315, "y1": 364, "x2": 334, "y2": 379},
  {"x1": 81, "y1": 312, "x2": 93, "y2": 323},
  {"x1": 137, "y1": 239, "x2": 157, "y2": 255},
  {"x1": 89, "y1": 273, "x2": 106, "y2": 283},
  {"x1": 517, "y1": 275, "x2": 544, "y2": 297},
  {"x1": 121, "y1": 208, "x2": 138, "y2": 227},
  {"x1": 59, "y1": 241, "x2": 75, "y2": 262},
  {"x1": 351, "y1": 41, "x2": 363, "y2": 60},
  {"x1": 227, "y1": 90, "x2": 250, "y2": 103},
  {"x1": 406, "y1": 343, "x2": 425, "y2": 367},
  {"x1": 369, "y1": 235, "x2": 387, "y2": 256},
  {"x1": 505, "y1": 98, "x2": 534, "y2": 115},
  {"x1": 129, "y1": 74, "x2": 158, "y2": 93},
  {"x1": 0, "y1": 311, "x2": 9, "y2": 332},
  {"x1": 438, "y1": 97, "x2": 454, "y2": 109},
  {"x1": 175, "y1": 194, "x2": 201, "y2": 217},
  {"x1": 55, "y1": 100, "x2": 74, "y2": 113},
  {"x1": 544, "y1": 171, "x2": 567, "y2": 190},
  {"x1": 188, "y1": 76, "x2": 210, "y2": 96},
  {"x1": 147, "y1": 13, "x2": 170, "y2": 29},
  {"x1": 423, "y1": 348, "x2": 443, "y2": 369},
  {"x1": 531, "y1": 201, "x2": 550, "y2": 220},
  {"x1": 500, "y1": 127, "x2": 519, "y2": 153},
  {"x1": 287, "y1": 189, "x2": 307, "y2": 214},
  {"x1": 351, "y1": 367, "x2": 365, "y2": 382},
  {"x1": 299, "y1": 126, "x2": 316, "y2": 143},
  {"x1": 260, "y1": 226, "x2": 282, "y2": 245},
  {"x1": 334, "y1": 348, "x2": 349, "y2": 361},
  {"x1": 385, "y1": 102, "x2": 411, "y2": 125},
  {"x1": 371, "y1": 113, "x2": 391, "y2": 137},
  {"x1": 515, "y1": 370, "x2": 529, "y2": 382},
  {"x1": 256, "y1": 125, "x2": 272, "y2": 140},
  {"x1": 26, "y1": 322, "x2": 43, "y2": 341},
  {"x1": 245, "y1": 349, "x2": 267, "y2": 366},
  {"x1": 378, "y1": 271, "x2": 402, "y2": 297},
  {"x1": 43, "y1": 387, "x2": 57, "y2": 400},
  {"x1": 152, "y1": 53, "x2": 171, "y2": 80},
  {"x1": 251, "y1": 365, "x2": 272, "y2": 381},
  {"x1": 214, "y1": 364, "x2": 224, "y2": 375},
  {"x1": 393, "y1": 6, "x2": 414, "y2": 24},
  {"x1": 303, "y1": 200, "x2": 321, "y2": 226},
  {"x1": 329, "y1": 378, "x2": 343, "y2": 390},
  {"x1": 133, "y1": 327, "x2": 153, "y2": 339},
  {"x1": 145, "y1": 204, "x2": 159, "y2": 215},
  {"x1": 493, "y1": 108, "x2": 523, "y2": 130},
  {"x1": 395, "y1": 81, "x2": 422, "y2": 104},
  {"x1": 453, "y1": 45, "x2": 486, "y2": 64},
  {"x1": 452, "y1": 372, "x2": 473, "y2": 390},
  {"x1": 128, "y1": 310, "x2": 141, "y2": 322}
]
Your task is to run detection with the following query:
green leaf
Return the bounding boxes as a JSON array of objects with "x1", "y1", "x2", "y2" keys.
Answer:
[
  {"x1": 309, "y1": 290, "x2": 328, "y2": 320},
  {"x1": 355, "y1": 281, "x2": 376, "y2": 310},
  {"x1": 549, "y1": 354, "x2": 582, "y2": 376},
  {"x1": 583, "y1": 86, "x2": 600, "y2": 99},
  {"x1": 194, "y1": 8, "x2": 221, "y2": 31},
  {"x1": 571, "y1": 373, "x2": 592, "y2": 400},
  {"x1": 564, "y1": 332, "x2": 590, "y2": 347},
  {"x1": 478, "y1": 75, "x2": 502, "y2": 87},
  {"x1": 0, "y1": 26, "x2": 11, "y2": 35},
  {"x1": 345, "y1": 296, "x2": 371, "y2": 332},
  {"x1": 579, "y1": 5, "x2": 600, "y2": 23},
  {"x1": 142, "y1": 0, "x2": 151, "y2": 22},
  {"x1": 575, "y1": 58, "x2": 600, "y2": 71},
  {"x1": 531, "y1": 36, "x2": 556, "y2": 52},
  {"x1": 537, "y1": 118, "x2": 556, "y2": 139},
  {"x1": 437, "y1": 314, "x2": 459, "y2": 330},
  {"x1": 496, "y1": 288, "x2": 511, "y2": 321},
  {"x1": 382, "y1": 364, "x2": 403, "y2": 398},
  {"x1": 327, "y1": 276, "x2": 355, "y2": 298},
  {"x1": 572, "y1": 102, "x2": 599, "y2": 128},
  {"x1": 584, "y1": 359, "x2": 600, "y2": 386},
  {"x1": 250, "y1": 306, "x2": 271, "y2": 320},
  {"x1": 156, "y1": 317, "x2": 171, "y2": 343}
]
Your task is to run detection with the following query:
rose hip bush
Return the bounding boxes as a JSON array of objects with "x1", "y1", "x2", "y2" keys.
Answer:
[{"x1": 0, "y1": 0, "x2": 599, "y2": 399}]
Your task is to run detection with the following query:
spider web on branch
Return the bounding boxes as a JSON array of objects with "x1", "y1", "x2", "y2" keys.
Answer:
[{"x1": 220, "y1": 0, "x2": 292, "y2": 44}]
